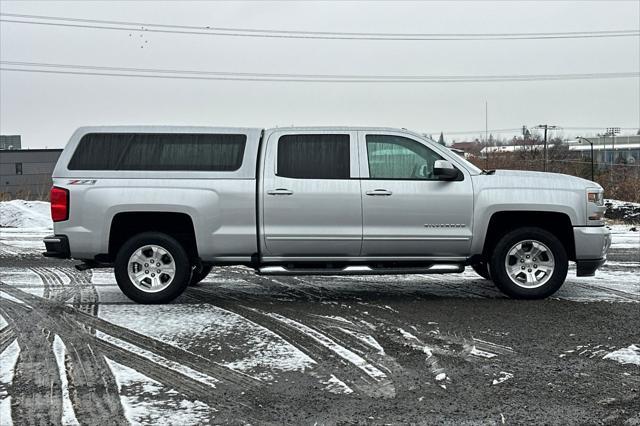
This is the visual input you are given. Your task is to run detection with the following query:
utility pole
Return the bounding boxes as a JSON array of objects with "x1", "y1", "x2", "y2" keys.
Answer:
[
  {"x1": 485, "y1": 101, "x2": 489, "y2": 169},
  {"x1": 534, "y1": 124, "x2": 558, "y2": 172}
]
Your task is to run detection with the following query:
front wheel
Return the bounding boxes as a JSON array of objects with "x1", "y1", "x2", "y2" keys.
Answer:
[
  {"x1": 489, "y1": 227, "x2": 568, "y2": 299},
  {"x1": 114, "y1": 232, "x2": 191, "y2": 304}
]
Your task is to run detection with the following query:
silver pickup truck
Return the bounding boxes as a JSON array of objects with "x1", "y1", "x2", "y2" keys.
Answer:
[{"x1": 43, "y1": 126, "x2": 611, "y2": 303}]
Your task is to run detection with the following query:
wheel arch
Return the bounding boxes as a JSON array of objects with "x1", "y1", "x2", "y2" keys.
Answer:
[
  {"x1": 108, "y1": 211, "x2": 198, "y2": 261},
  {"x1": 481, "y1": 211, "x2": 576, "y2": 261}
]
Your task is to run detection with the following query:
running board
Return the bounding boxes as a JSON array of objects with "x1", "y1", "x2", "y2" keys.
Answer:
[{"x1": 258, "y1": 264, "x2": 465, "y2": 276}]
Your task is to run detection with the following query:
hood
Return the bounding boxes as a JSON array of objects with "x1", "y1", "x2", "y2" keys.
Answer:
[{"x1": 474, "y1": 169, "x2": 601, "y2": 191}]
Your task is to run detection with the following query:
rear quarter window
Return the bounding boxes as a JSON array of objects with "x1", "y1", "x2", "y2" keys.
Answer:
[{"x1": 68, "y1": 133, "x2": 246, "y2": 171}]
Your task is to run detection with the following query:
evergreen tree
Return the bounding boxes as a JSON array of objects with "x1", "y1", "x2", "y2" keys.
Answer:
[{"x1": 438, "y1": 132, "x2": 446, "y2": 146}]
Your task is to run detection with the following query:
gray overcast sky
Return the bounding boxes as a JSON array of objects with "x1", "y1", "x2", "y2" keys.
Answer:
[{"x1": 1, "y1": 0, "x2": 639, "y2": 148}]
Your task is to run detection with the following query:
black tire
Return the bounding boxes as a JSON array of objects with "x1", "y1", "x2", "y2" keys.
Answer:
[
  {"x1": 489, "y1": 227, "x2": 568, "y2": 299},
  {"x1": 114, "y1": 232, "x2": 191, "y2": 304},
  {"x1": 189, "y1": 265, "x2": 213, "y2": 286},
  {"x1": 471, "y1": 262, "x2": 491, "y2": 280}
]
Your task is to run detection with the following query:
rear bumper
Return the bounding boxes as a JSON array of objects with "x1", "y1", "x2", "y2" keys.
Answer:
[
  {"x1": 43, "y1": 235, "x2": 71, "y2": 259},
  {"x1": 576, "y1": 258, "x2": 606, "y2": 277}
]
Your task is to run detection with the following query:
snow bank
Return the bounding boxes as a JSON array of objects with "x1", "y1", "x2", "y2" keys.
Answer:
[
  {"x1": 605, "y1": 199, "x2": 640, "y2": 224},
  {"x1": 0, "y1": 200, "x2": 52, "y2": 228}
]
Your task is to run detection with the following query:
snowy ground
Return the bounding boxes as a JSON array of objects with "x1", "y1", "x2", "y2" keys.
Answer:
[{"x1": 0, "y1": 200, "x2": 638, "y2": 424}]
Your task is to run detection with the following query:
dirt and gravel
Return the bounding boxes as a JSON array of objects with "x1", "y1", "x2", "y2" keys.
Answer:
[{"x1": 0, "y1": 210, "x2": 638, "y2": 425}]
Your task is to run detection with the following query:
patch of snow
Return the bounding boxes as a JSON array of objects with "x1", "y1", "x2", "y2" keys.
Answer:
[
  {"x1": 104, "y1": 357, "x2": 212, "y2": 425},
  {"x1": 0, "y1": 339, "x2": 20, "y2": 385},
  {"x1": 337, "y1": 327, "x2": 385, "y2": 355},
  {"x1": 0, "y1": 314, "x2": 7, "y2": 331},
  {"x1": 0, "y1": 339, "x2": 21, "y2": 426},
  {"x1": 52, "y1": 335, "x2": 80, "y2": 425},
  {"x1": 608, "y1": 225, "x2": 640, "y2": 249},
  {"x1": 96, "y1": 331, "x2": 219, "y2": 388},
  {"x1": 0, "y1": 291, "x2": 28, "y2": 306},
  {"x1": 97, "y1": 302, "x2": 315, "y2": 381},
  {"x1": 470, "y1": 346, "x2": 498, "y2": 359},
  {"x1": 0, "y1": 268, "x2": 45, "y2": 298},
  {"x1": 435, "y1": 373, "x2": 447, "y2": 381},
  {"x1": 397, "y1": 327, "x2": 433, "y2": 358},
  {"x1": 322, "y1": 375, "x2": 354, "y2": 395},
  {"x1": 0, "y1": 200, "x2": 52, "y2": 229},
  {"x1": 603, "y1": 345, "x2": 640, "y2": 366},
  {"x1": 266, "y1": 312, "x2": 388, "y2": 381},
  {"x1": 492, "y1": 371, "x2": 514, "y2": 385},
  {"x1": 313, "y1": 314, "x2": 354, "y2": 325}
]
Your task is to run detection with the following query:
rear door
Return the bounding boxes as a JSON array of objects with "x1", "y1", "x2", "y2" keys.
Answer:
[
  {"x1": 358, "y1": 131, "x2": 474, "y2": 257},
  {"x1": 261, "y1": 130, "x2": 362, "y2": 257}
]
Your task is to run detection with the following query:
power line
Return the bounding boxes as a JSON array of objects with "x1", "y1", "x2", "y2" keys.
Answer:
[
  {"x1": 1, "y1": 13, "x2": 638, "y2": 41},
  {"x1": 2, "y1": 61, "x2": 638, "y2": 83}
]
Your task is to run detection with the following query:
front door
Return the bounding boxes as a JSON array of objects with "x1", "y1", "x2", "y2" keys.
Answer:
[
  {"x1": 261, "y1": 131, "x2": 362, "y2": 257},
  {"x1": 358, "y1": 131, "x2": 474, "y2": 257}
]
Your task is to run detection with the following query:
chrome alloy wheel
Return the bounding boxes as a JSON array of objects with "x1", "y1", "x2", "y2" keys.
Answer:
[
  {"x1": 127, "y1": 244, "x2": 176, "y2": 293},
  {"x1": 504, "y1": 240, "x2": 555, "y2": 289}
]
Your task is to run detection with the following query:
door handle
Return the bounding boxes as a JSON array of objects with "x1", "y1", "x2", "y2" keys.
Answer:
[
  {"x1": 267, "y1": 188, "x2": 293, "y2": 196},
  {"x1": 365, "y1": 189, "x2": 393, "y2": 196}
]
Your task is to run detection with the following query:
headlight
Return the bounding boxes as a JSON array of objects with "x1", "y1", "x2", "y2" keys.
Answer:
[
  {"x1": 587, "y1": 191, "x2": 604, "y2": 206},
  {"x1": 586, "y1": 189, "x2": 605, "y2": 223}
]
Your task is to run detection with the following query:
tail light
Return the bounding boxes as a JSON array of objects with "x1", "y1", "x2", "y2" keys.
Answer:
[{"x1": 50, "y1": 187, "x2": 69, "y2": 222}]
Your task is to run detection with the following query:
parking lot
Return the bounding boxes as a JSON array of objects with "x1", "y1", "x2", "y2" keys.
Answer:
[{"x1": 0, "y1": 205, "x2": 638, "y2": 425}]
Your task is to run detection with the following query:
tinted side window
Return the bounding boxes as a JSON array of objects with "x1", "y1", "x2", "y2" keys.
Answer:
[
  {"x1": 68, "y1": 133, "x2": 246, "y2": 171},
  {"x1": 366, "y1": 135, "x2": 444, "y2": 180},
  {"x1": 277, "y1": 134, "x2": 350, "y2": 179}
]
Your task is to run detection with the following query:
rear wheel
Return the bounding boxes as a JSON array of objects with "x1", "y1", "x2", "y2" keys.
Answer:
[
  {"x1": 471, "y1": 262, "x2": 491, "y2": 280},
  {"x1": 489, "y1": 227, "x2": 568, "y2": 299},
  {"x1": 114, "y1": 232, "x2": 191, "y2": 304},
  {"x1": 189, "y1": 265, "x2": 213, "y2": 286}
]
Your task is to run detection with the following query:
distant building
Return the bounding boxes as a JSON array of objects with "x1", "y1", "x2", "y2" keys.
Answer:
[
  {"x1": 478, "y1": 135, "x2": 640, "y2": 165},
  {"x1": 450, "y1": 141, "x2": 484, "y2": 158},
  {"x1": 567, "y1": 135, "x2": 640, "y2": 165},
  {"x1": 0, "y1": 149, "x2": 62, "y2": 200},
  {"x1": 0, "y1": 135, "x2": 22, "y2": 150}
]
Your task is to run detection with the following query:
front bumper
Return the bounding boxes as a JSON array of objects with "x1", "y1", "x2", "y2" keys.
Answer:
[
  {"x1": 43, "y1": 235, "x2": 71, "y2": 259},
  {"x1": 573, "y1": 226, "x2": 611, "y2": 277}
]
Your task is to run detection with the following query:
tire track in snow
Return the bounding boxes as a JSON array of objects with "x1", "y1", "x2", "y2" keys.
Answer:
[
  {"x1": 1, "y1": 281, "x2": 260, "y2": 391},
  {"x1": 0, "y1": 283, "x2": 263, "y2": 421},
  {"x1": 0, "y1": 327, "x2": 16, "y2": 355},
  {"x1": 0, "y1": 291, "x2": 128, "y2": 424},
  {"x1": 265, "y1": 311, "x2": 389, "y2": 381},
  {"x1": 187, "y1": 286, "x2": 396, "y2": 398},
  {"x1": 27, "y1": 267, "x2": 261, "y2": 389},
  {"x1": 52, "y1": 335, "x2": 80, "y2": 425},
  {"x1": 0, "y1": 338, "x2": 20, "y2": 426},
  {"x1": 0, "y1": 300, "x2": 65, "y2": 425}
]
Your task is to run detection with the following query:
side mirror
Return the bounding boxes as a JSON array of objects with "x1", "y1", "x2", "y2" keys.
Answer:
[{"x1": 433, "y1": 160, "x2": 460, "y2": 181}]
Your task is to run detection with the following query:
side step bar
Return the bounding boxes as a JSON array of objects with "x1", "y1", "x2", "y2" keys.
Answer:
[{"x1": 258, "y1": 264, "x2": 465, "y2": 276}]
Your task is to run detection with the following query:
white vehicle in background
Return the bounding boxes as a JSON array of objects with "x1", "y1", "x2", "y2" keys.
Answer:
[{"x1": 44, "y1": 126, "x2": 611, "y2": 303}]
